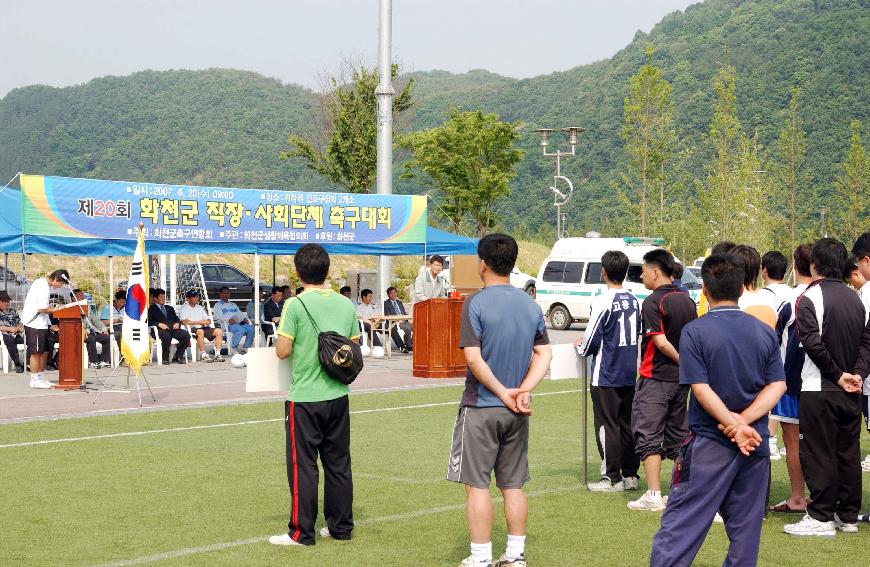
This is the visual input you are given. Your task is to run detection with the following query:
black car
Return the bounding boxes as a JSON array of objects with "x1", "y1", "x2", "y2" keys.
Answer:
[
  {"x1": 120, "y1": 263, "x2": 272, "y2": 307},
  {"x1": 175, "y1": 263, "x2": 274, "y2": 307}
]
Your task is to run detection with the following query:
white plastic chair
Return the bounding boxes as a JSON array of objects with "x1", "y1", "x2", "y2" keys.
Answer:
[
  {"x1": 150, "y1": 326, "x2": 192, "y2": 364},
  {"x1": 0, "y1": 336, "x2": 25, "y2": 372}
]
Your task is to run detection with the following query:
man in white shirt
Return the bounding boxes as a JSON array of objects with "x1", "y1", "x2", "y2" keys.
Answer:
[
  {"x1": 356, "y1": 288, "x2": 382, "y2": 347},
  {"x1": 760, "y1": 250, "x2": 792, "y2": 458},
  {"x1": 761, "y1": 251, "x2": 793, "y2": 307},
  {"x1": 212, "y1": 286, "x2": 254, "y2": 354},
  {"x1": 21, "y1": 269, "x2": 68, "y2": 388},
  {"x1": 413, "y1": 255, "x2": 449, "y2": 303},
  {"x1": 178, "y1": 290, "x2": 224, "y2": 362}
]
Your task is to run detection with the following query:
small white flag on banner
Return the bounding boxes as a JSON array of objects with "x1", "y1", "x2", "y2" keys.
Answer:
[{"x1": 120, "y1": 228, "x2": 152, "y2": 375}]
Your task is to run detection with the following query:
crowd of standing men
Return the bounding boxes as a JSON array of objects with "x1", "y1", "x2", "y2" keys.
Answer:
[
  {"x1": 257, "y1": 232, "x2": 870, "y2": 567},
  {"x1": 575, "y1": 236, "x2": 870, "y2": 566}
]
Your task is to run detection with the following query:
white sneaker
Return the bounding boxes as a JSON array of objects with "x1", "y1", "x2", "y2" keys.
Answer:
[
  {"x1": 319, "y1": 527, "x2": 332, "y2": 538},
  {"x1": 200, "y1": 352, "x2": 214, "y2": 363},
  {"x1": 713, "y1": 512, "x2": 724, "y2": 524},
  {"x1": 769, "y1": 437, "x2": 781, "y2": 460},
  {"x1": 834, "y1": 513, "x2": 858, "y2": 533},
  {"x1": 784, "y1": 514, "x2": 836, "y2": 537},
  {"x1": 623, "y1": 476, "x2": 640, "y2": 490},
  {"x1": 99, "y1": 361, "x2": 111, "y2": 368},
  {"x1": 494, "y1": 553, "x2": 526, "y2": 567},
  {"x1": 627, "y1": 490, "x2": 666, "y2": 511},
  {"x1": 459, "y1": 557, "x2": 493, "y2": 567},
  {"x1": 588, "y1": 478, "x2": 624, "y2": 492},
  {"x1": 268, "y1": 533, "x2": 304, "y2": 546},
  {"x1": 29, "y1": 378, "x2": 52, "y2": 389},
  {"x1": 862, "y1": 455, "x2": 870, "y2": 473}
]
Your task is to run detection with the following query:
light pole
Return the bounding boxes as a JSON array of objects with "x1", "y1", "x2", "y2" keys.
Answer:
[
  {"x1": 534, "y1": 127, "x2": 584, "y2": 240},
  {"x1": 375, "y1": 0, "x2": 394, "y2": 306}
]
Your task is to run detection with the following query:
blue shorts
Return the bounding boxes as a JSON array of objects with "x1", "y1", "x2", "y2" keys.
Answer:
[{"x1": 771, "y1": 393, "x2": 799, "y2": 424}]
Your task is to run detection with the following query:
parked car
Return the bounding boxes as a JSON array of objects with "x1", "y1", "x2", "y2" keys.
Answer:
[
  {"x1": 534, "y1": 236, "x2": 701, "y2": 330},
  {"x1": 120, "y1": 263, "x2": 272, "y2": 308}
]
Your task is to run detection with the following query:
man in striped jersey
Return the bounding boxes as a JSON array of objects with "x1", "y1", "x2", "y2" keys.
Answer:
[
  {"x1": 575, "y1": 251, "x2": 641, "y2": 492},
  {"x1": 768, "y1": 244, "x2": 813, "y2": 514}
]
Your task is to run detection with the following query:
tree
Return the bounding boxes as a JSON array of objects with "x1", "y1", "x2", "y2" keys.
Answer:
[
  {"x1": 833, "y1": 120, "x2": 870, "y2": 244},
  {"x1": 280, "y1": 63, "x2": 414, "y2": 193},
  {"x1": 619, "y1": 46, "x2": 675, "y2": 236},
  {"x1": 399, "y1": 109, "x2": 524, "y2": 237},
  {"x1": 772, "y1": 87, "x2": 810, "y2": 250},
  {"x1": 701, "y1": 65, "x2": 741, "y2": 240}
]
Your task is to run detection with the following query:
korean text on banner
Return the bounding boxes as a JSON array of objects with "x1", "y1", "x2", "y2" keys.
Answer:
[{"x1": 18, "y1": 175, "x2": 427, "y2": 245}]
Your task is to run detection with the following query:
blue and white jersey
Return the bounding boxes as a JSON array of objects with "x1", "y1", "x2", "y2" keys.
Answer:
[
  {"x1": 578, "y1": 288, "x2": 640, "y2": 387},
  {"x1": 775, "y1": 284, "x2": 806, "y2": 396}
]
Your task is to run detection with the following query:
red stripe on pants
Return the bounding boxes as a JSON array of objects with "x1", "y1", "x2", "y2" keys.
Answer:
[{"x1": 290, "y1": 401, "x2": 301, "y2": 542}]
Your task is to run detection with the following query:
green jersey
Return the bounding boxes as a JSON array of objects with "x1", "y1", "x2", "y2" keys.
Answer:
[{"x1": 277, "y1": 287, "x2": 360, "y2": 402}]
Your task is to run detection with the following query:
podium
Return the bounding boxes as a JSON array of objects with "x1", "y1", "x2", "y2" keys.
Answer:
[
  {"x1": 412, "y1": 297, "x2": 466, "y2": 378},
  {"x1": 54, "y1": 304, "x2": 87, "y2": 390}
]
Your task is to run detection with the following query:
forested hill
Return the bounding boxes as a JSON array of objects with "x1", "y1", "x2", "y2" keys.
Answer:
[{"x1": 2, "y1": 0, "x2": 869, "y2": 241}]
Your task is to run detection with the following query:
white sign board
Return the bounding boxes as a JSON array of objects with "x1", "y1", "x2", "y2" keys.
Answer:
[
  {"x1": 548, "y1": 343, "x2": 586, "y2": 381},
  {"x1": 245, "y1": 347, "x2": 292, "y2": 393}
]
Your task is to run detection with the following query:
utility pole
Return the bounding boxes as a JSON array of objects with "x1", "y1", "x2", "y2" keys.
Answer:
[{"x1": 375, "y1": 0, "x2": 394, "y2": 306}]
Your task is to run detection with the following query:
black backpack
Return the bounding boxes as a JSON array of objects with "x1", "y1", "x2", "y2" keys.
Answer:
[{"x1": 296, "y1": 297, "x2": 364, "y2": 385}]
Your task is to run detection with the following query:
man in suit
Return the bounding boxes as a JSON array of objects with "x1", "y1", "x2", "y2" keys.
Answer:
[
  {"x1": 384, "y1": 286, "x2": 413, "y2": 353},
  {"x1": 263, "y1": 287, "x2": 284, "y2": 338},
  {"x1": 148, "y1": 288, "x2": 190, "y2": 364}
]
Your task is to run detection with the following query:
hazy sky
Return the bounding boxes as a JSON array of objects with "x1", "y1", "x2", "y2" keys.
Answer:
[{"x1": 1, "y1": 0, "x2": 698, "y2": 97}]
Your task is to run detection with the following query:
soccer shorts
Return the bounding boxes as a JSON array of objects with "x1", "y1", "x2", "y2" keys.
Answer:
[
  {"x1": 771, "y1": 393, "x2": 799, "y2": 424},
  {"x1": 446, "y1": 406, "x2": 530, "y2": 489}
]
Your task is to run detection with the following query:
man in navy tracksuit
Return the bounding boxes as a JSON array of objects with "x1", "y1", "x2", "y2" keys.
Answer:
[{"x1": 650, "y1": 254, "x2": 786, "y2": 566}]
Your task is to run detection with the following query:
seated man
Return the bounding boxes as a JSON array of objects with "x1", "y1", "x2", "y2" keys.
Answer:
[
  {"x1": 262, "y1": 287, "x2": 284, "y2": 338},
  {"x1": 179, "y1": 290, "x2": 224, "y2": 362},
  {"x1": 383, "y1": 286, "x2": 412, "y2": 353},
  {"x1": 148, "y1": 288, "x2": 191, "y2": 364},
  {"x1": 356, "y1": 288, "x2": 382, "y2": 347},
  {"x1": 213, "y1": 286, "x2": 254, "y2": 354},
  {"x1": 100, "y1": 291, "x2": 126, "y2": 349},
  {"x1": 0, "y1": 290, "x2": 25, "y2": 373},
  {"x1": 73, "y1": 289, "x2": 111, "y2": 368}
]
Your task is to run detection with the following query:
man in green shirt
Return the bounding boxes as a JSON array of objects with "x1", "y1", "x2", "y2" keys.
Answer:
[{"x1": 269, "y1": 244, "x2": 360, "y2": 548}]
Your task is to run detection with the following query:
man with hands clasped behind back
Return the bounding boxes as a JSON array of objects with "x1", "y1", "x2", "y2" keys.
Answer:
[
  {"x1": 650, "y1": 254, "x2": 786, "y2": 567},
  {"x1": 447, "y1": 234, "x2": 552, "y2": 567}
]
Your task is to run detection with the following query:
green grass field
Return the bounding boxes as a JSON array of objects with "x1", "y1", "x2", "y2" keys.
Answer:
[{"x1": 2, "y1": 380, "x2": 868, "y2": 566}]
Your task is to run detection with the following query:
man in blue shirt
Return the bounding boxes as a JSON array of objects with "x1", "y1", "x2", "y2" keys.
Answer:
[
  {"x1": 213, "y1": 286, "x2": 255, "y2": 353},
  {"x1": 575, "y1": 250, "x2": 641, "y2": 492},
  {"x1": 447, "y1": 234, "x2": 552, "y2": 567},
  {"x1": 650, "y1": 254, "x2": 786, "y2": 567}
]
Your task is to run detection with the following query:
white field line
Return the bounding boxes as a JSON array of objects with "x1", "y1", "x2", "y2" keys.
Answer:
[
  {"x1": 91, "y1": 484, "x2": 582, "y2": 567},
  {"x1": 0, "y1": 382, "x2": 466, "y2": 424},
  {"x1": 0, "y1": 389, "x2": 580, "y2": 449}
]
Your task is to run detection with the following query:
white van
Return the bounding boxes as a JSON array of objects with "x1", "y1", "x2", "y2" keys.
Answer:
[{"x1": 534, "y1": 237, "x2": 701, "y2": 330}]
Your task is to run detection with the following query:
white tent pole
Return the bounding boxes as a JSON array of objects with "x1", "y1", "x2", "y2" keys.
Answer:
[
  {"x1": 253, "y1": 253, "x2": 260, "y2": 348},
  {"x1": 169, "y1": 254, "x2": 177, "y2": 307},
  {"x1": 109, "y1": 256, "x2": 115, "y2": 367},
  {"x1": 195, "y1": 254, "x2": 213, "y2": 321},
  {"x1": 159, "y1": 255, "x2": 167, "y2": 292}
]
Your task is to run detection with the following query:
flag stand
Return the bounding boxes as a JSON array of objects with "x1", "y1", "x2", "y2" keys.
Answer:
[
  {"x1": 91, "y1": 222, "x2": 154, "y2": 407},
  {"x1": 92, "y1": 363, "x2": 155, "y2": 407}
]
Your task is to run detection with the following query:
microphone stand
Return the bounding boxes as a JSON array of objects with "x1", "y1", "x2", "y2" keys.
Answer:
[{"x1": 61, "y1": 276, "x2": 102, "y2": 389}]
